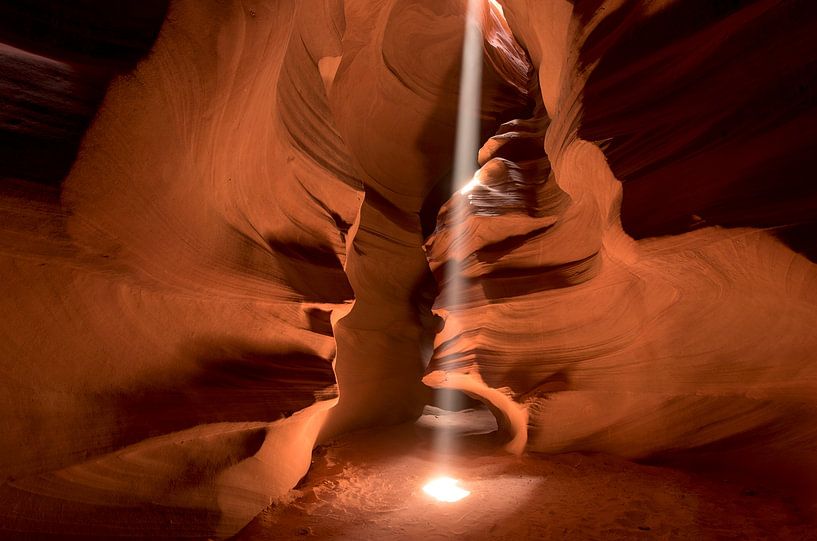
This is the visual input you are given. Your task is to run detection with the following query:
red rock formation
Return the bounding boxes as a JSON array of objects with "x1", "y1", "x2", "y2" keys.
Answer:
[
  {"x1": 426, "y1": 0, "x2": 817, "y2": 493},
  {"x1": 1, "y1": 1, "x2": 355, "y2": 536},
  {"x1": 323, "y1": 0, "x2": 530, "y2": 441},
  {"x1": 1, "y1": 0, "x2": 816, "y2": 538},
  {"x1": 0, "y1": 0, "x2": 527, "y2": 537},
  {"x1": 0, "y1": 0, "x2": 167, "y2": 186}
]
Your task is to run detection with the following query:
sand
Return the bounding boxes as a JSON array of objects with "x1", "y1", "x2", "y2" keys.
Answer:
[{"x1": 235, "y1": 408, "x2": 812, "y2": 541}]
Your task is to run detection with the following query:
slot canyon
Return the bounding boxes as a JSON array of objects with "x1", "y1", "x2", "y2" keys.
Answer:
[{"x1": 1, "y1": 0, "x2": 816, "y2": 539}]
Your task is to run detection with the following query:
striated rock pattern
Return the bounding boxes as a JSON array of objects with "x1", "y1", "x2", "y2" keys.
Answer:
[
  {"x1": 323, "y1": 0, "x2": 530, "y2": 441},
  {"x1": 0, "y1": 1, "x2": 359, "y2": 536},
  {"x1": 425, "y1": 0, "x2": 817, "y2": 493},
  {"x1": 0, "y1": 0, "x2": 529, "y2": 538},
  {"x1": 0, "y1": 0, "x2": 168, "y2": 186},
  {"x1": 1, "y1": 0, "x2": 816, "y2": 538}
]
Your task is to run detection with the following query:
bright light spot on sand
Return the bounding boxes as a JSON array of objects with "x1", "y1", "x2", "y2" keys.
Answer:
[{"x1": 423, "y1": 477, "x2": 471, "y2": 502}]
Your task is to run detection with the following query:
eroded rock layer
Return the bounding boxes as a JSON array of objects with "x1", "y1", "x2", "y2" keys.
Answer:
[
  {"x1": 1, "y1": 1, "x2": 358, "y2": 537},
  {"x1": 0, "y1": 0, "x2": 530, "y2": 538},
  {"x1": 1, "y1": 0, "x2": 816, "y2": 538},
  {"x1": 323, "y1": 0, "x2": 530, "y2": 440},
  {"x1": 424, "y1": 0, "x2": 817, "y2": 500}
]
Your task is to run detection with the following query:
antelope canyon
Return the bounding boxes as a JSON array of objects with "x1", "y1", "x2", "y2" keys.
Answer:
[{"x1": 1, "y1": 1, "x2": 816, "y2": 539}]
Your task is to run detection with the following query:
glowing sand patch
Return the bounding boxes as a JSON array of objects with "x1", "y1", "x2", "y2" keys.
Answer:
[{"x1": 422, "y1": 477, "x2": 471, "y2": 502}]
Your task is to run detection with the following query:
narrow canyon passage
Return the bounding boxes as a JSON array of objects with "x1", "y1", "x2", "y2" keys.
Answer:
[{"x1": 1, "y1": 1, "x2": 816, "y2": 540}]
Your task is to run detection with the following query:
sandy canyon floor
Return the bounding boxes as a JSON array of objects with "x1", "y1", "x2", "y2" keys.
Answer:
[{"x1": 232, "y1": 408, "x2": 812, "y2": 541}]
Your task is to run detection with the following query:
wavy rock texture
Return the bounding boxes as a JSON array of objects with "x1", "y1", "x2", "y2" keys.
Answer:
[
  {"x1": 0, "y1": 0, "x2": 528, "y2": 538},
  {"x1": 323, "y1": 0, "x2": 530, "y2": 440},
  {"x1": 0, "y1": 0, "x2": 168, "y2": 186},
  {"x1": 425, "y1": 0, "x2": 817, "y2": 494},
  {"x1": 0, "y1": 1, "x2": 362, "y2": 537},
  {"x1": 2, "y1": 0, "x2": 817, "y2": 538}
]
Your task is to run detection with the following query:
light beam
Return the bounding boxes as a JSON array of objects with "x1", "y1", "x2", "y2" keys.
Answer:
[{"x1": 430, "y1": 0, "x2": 486, "y2": 469}]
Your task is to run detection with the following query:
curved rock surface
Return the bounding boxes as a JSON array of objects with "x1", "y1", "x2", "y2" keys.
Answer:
[
  {"x1": 0, "y1": 0, "x2": 528, "y2": 537},
  {"x1": 425, "y1": 0, "x2": 817, "y2": 491},
  {"x1": 1, "y1": 1, "x2": 357, "y2": 536},
  {"x1": 1, "y1": 0, "x2": 816, "y2": 538}
]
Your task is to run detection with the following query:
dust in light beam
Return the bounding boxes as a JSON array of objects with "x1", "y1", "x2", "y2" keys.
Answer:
[{"x1": 424, "y1": 0, "x2": 486, "y2": 502}]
